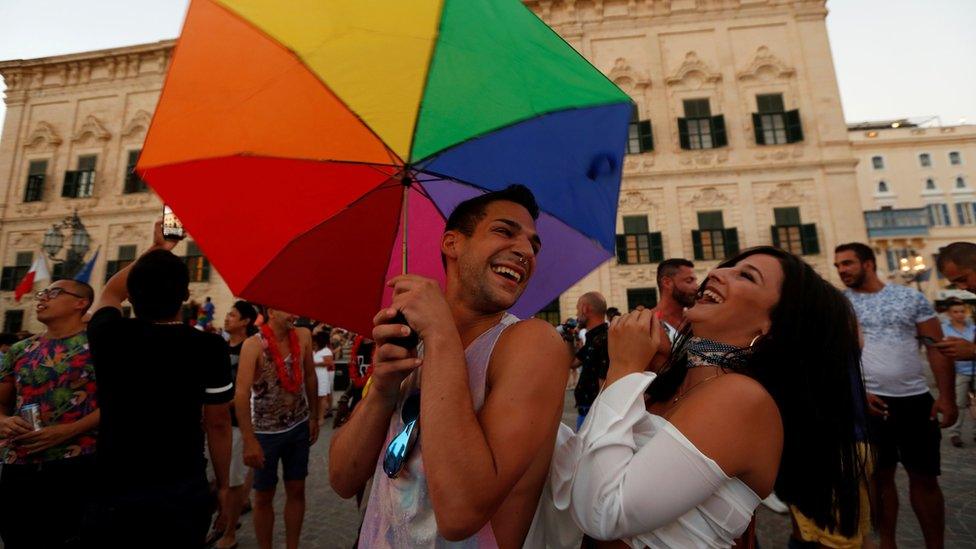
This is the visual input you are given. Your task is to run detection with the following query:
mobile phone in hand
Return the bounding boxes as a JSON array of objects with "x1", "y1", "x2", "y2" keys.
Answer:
[
  {"x1": 916, "y1": 335, "x2": 937, "y2": 347},
  {"x1": 162, "y1": 205, "x2": 186, "y2": 241}
]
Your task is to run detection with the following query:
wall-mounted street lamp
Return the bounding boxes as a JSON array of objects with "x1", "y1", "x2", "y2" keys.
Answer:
[
  {"x1": 42, "y1": 211, "x2": 91, "y2": 279},
  {"x1": 900, "y1": 255, "x2": 928, "y2": 292}
]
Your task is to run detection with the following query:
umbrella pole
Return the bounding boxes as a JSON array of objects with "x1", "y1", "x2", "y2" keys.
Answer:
[{"x1": 401, "y1": 176, "x2": 410, "y2": 276}]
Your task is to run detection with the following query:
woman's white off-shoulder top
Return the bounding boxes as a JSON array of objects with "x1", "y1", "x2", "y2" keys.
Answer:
[{"x1": 549, "y1": 372, "x2": 761, "y2": 548}]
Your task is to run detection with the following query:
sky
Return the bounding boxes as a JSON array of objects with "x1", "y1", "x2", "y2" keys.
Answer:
[{"x1": 0, "y1": 0, "x2": 974, "y2": 137}]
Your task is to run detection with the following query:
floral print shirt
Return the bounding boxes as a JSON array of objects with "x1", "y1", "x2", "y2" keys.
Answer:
[{"x1": 0, "y1": 332, "x2": 97, "y2": 464}]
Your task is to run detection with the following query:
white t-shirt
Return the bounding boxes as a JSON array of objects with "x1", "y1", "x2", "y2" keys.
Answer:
[{"x1": 844, "y1": 284, "x2": 936, "y2": 397}]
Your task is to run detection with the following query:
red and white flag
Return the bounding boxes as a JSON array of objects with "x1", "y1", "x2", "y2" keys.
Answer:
[{"x1": 14, "y1": 256, "x2": 50, "y2": 302}]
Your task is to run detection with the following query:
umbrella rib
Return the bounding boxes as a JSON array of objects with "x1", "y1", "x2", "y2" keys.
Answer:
[{"x1": 405, "y1": 0, "x2": 448, "y2": 165}]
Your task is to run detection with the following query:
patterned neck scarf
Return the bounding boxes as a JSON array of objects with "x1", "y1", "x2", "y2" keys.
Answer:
[{"x1": 685, "y1": 336, "x2": 753, "y2": 370}]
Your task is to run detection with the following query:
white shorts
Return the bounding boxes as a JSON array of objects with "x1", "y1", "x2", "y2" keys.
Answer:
[
  {"x1": 206, "y1": 426, "x2": 247, "y2": 488},
  {"x1": 316, "y1": 366, "x2": 332, "y2": 397}
]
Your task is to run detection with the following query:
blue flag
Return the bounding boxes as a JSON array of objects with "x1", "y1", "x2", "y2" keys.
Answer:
[{"x1": 74, "y1": 247, "x2": 99, "y2": 284}]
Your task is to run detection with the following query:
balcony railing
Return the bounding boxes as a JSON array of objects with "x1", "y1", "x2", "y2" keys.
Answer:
[{"x1": 864, "y1": 208, "x2": 929, "y2": 238}]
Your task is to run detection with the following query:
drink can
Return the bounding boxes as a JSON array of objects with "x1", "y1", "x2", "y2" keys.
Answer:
[{"x1": 20, "y1": 403, "x2": 41, "y2": 431}]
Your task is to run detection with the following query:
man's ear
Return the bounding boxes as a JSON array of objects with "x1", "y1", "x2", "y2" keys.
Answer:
[{"x1": 442, "y1": 231, "x2": 461, "y2": 262}]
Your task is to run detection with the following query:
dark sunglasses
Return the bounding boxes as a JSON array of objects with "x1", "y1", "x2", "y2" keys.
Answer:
[
  {"x1": 383, "y1": 390, "x2": 420, "y2": 479},
  {"x1": 35, "y1": 287, "x2": 85, "y2": 300}
]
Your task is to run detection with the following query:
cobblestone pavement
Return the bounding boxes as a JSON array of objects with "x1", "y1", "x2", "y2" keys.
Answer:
[{"x1": 235, "y1": 390, "x2": 976, "y2": 548}]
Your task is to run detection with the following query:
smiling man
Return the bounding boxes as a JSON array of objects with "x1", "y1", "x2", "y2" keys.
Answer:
[
  {"x1": 329, "y1": 184, "x2": 571, "y2": 547},
  {"x1": 0, "y1": 279, "x2": 98, "y2": 549}
]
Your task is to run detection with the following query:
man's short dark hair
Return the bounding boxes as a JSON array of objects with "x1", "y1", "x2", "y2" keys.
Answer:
[
  {"x1": 938, "y1": 242, "x2": 976, "y2": 271},
  {"x1": 945, "y1": 297, "x2": 966, "y2": 308},
  {"x1": 127, "y1": 249, "x2": 190, "y2": 321},
  {"x1": 63, "y1": 280, "x2": 95, "y2": 314},
  {"x1": 0, "y1": 333, "x2": 18, "y2": 346},
  {"x1": 232, "y1": 300, "x2": 258, "y2": 334},
  {"x1": 835, "y1": 243, "x2": 876, "y2": 267},
  {"x1": 441, "y1": 184, "x2": 540, "y2": 268},
  {"x1": 656, "y1": 258, "x2": 694, "y2": 287}
]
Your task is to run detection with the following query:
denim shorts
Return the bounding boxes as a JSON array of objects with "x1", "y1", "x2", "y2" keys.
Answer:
[{"x1": 254, "y1": 420, "x2": 310, "y2": 491}]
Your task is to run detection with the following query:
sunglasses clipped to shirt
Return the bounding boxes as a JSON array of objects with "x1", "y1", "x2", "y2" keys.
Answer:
[{"x1": 383, "y1": 390, "x2": 420, "y2": 479}]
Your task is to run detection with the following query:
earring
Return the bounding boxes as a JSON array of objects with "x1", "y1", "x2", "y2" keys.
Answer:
[{"x1": 749, "y1": 333, "x2": 762, "y2": 348}]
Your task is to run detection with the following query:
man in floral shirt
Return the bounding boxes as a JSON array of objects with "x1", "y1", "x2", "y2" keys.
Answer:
[{"x1": 0, "y1": 278, "x2": 99, "y2": 548}]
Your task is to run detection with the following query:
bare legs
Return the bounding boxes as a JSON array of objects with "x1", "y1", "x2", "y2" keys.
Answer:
[{"x1": 873, "y1": 466, "x2": 944, "y2": 549}]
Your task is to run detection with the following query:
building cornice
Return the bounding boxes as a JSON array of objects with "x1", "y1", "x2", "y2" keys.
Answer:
[
  {"x1": 0, "y1": 40, "x2": 175, "y2": 72},
  {"x1": 850, "y1": 126, "x2": 976, "y2": 149}
]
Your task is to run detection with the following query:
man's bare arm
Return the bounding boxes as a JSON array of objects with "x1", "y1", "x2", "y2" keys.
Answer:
[
  {"x1": 235, "y1": 338, "x2": 261, "y2": 445},
  {"x1": 421, "y1": 319, "x2": 570, "y2": 540},
  {"x1": 299, "y1": 329, "x2": 319, "y2": 443},
  {"x1": 92, "y1": 219, "x2": 178, "y2": 314},
  {"x1": 918, "y1": 318, "x2": 958, "y2": 426}
]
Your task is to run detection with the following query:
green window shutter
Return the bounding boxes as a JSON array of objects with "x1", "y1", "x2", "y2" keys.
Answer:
[
  {"x1": 0, "y1": 267, "x2": 15, "y2": 291},
  {"x1": 711, "y1": 115, "x2": 728, "y2": 147},
  {"x1": 649, "y1": 232, "x2": 664, "y2": 263},
  {"x1": 785, "y1": 110, "x2": 803, "y2": 143},
  {"x1": 639, "y1": 120, "x2": 653, "y2": 152},
  {"x1": 752, "y1": 113, "x2": 765, "y2": 145},
  {"x1": 770, "y1": 226, "x2": 781, "y2": 248},
  {"x1": 104, "y1": 260, "x2": 118, "y2": 283},
  {"x1": 201, "y1": 259, "x2": 211, "y2": 282},
  {"x1": 723, "y1": 228, "x2": 740, "y2": 257},
  {"x1": 692, "y1": 230, "x2": 704, "y2": 260},
  {"x1": 615, "y1": 234, "x2": 629, "y2": 264},
  {"x1": 678, "y1": 118, "x2": 691, "y2": 150},
  {"x1": 62, "y1": 171, "x2": 79, "y2": 198},
  {"x1": 800, "y1": 224, "x2": 820, "y2": 255}
]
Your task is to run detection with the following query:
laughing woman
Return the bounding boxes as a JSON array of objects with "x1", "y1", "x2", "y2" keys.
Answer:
[{"x1": 550, "y1": 247, "x2": 869, "y2": 548}]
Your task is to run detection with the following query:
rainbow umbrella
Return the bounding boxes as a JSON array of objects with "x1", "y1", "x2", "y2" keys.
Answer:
[{"x1": 138, "y1": 0, "x2": 632, "y2": 335}]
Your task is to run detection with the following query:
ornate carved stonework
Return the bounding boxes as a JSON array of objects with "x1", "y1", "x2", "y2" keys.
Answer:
[
  {"x1": 114, "y1": 193, "x2": 155, "y2": 208},
  {"x1": 623, "y1": 155, "x2": 655, "y2": 174},
  {"x1": 24, "y1": 122, "x2": 63, "y2": 149},
  {"x1": 109, "y1": 223, "x2": 149, "y2": 241},
  {"x1": 71, "y1": 115, "x2": 111, "y2": 143},
  {"x1": 753, "y1": 147, "x2": 805, "y2": 161},
  {"x1": 13, "y1": 202, "x2": 50, "y2": 216},
  {"x1": 665, "y1": 52, "x2": 722, "y2": 88},
  {"x1": 121, "y1": 110, "x2": 152, "y2": 140},
  {"x1": 608, "y1": 57, "x2": 651, "y2": 89},
  {"x1": 617, "y1": 267, "x2": 654, "y2": 282},
  {"x1": 684, "y1": 186, "x2": 732, "y2": 207},
  {"x1": 68, "y1": 198, "x2": 100, "y2": 211},
  {"x1": 737, "y1": 46, "x2": 795, "y2": 81},
  {"x1": 678, "y1": 151, "x2": 729, "y2": 166},
  {"x1": 618, "y1": 190, "x2": 654, "y2": 212},
  {"x1": 11, "y1": 232, "x2": 41, "y2": 248},
  {"x1": 758, "y1": 182, "x2": 808, "y2": 205}
]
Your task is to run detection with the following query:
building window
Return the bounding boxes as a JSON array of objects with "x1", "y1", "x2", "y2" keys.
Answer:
[
  {"x1": 919, "y1": 153, "x2": 932, "y2": 167},
  {"x1": 770, "y1": 207, "x2": 820, "y2": 256},
  {"x1": 62, "y1": 155, "x2": 96, "y2": 198},
  {"x1": 877, "y1": 181, "x2": 889, "y2": 193},
  {"x1": 871, "y1": 156, "x2": 884, "y2": 170},
  {"x1": 3, "y1": 311, "x2": 24, "y2": 334},
  {"x1": 949, "y1": 151, "x2": 962, "y2": 165},
  {"x1": 925, "y1": 178, "x2": 937, "y2": 191},
  {"x1": 926, "y1": 203, "x2": 951, "y2": 227},
  {"x1": 626, "y1": 105, "x2": 653, "y2": 154},
  {"x1": 626, "y1": 288, "x2": 658, "y2": 311},
  {"x1": 24, "y1": 160, "x2": 47, "y2": 203},
  {"x1": 615, "y1": 215, "x2": 664, "y2": 265},
  {"x1": 123, "y1": 150, "x2": 148, "y2": 194},
  {"x1": 678, "y1": 99, "x2": 727, "y2": 150},
  {"x1": 0, "y1": 252, "x2": 34, "y2": 291},
  {"x1": 104, "y1": 245, "x2": 138, "y2": 282},
  {"x1": 692, "y1": 211, "x2": 739, "y2": 261},
  {"x1": 956, "y1": 176, "x2": 967, "y2": 189},
  {"x1": 955, "y1": 202, "x2": 976, "y2": 226},
  {"x1": 752, "y1": 93, "x2": 802, "y2": 145},
  {"x1": 537, "y1": 298, "x2": 561, "y2": 326},
  {"x1": 184, "y1": 241, "x2": 211, "y2": 283}
]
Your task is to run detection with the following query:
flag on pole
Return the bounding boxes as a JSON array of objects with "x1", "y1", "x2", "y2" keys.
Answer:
[
  {"x1": 14, "y1": 256, "x2": 51, "y2": 302},
  {"x1": 73, "y1": 247, "x2": 100, "y2": 284}
]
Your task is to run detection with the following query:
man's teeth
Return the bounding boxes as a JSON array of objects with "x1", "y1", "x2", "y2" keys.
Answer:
[
  {"x1": 492, "y1": 265, "x2": 522, "y2": 282},
  {"x1": 702, "y1": 289, "x2": 724, "y2": 304}
]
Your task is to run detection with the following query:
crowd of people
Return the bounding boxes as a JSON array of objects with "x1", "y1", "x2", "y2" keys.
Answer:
[{"x1": 1, "y1": 184, "x2": 975, "y2": 548}]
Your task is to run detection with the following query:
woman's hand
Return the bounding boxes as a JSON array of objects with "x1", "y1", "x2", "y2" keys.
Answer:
[{"x1": 606, "y1": 309, "x2": 661, "y2": 387}]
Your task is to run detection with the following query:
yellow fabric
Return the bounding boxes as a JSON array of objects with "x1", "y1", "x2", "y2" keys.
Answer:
[
  {"x1": 791, "y1": 443, "x2": 873, "y2": 548},
  {"x1": 215, "y1": 0, "x2": 444, "y2": 160}
]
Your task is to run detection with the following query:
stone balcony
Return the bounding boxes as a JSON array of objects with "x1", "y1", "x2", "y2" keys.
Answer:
[{"x1": 864, "y1": 208, "x2": 930, "y2": 238}]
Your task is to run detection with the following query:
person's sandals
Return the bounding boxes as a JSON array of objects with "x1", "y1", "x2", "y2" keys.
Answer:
[{"x1": 951, "y1": 435, "x2": 963, "y2": 448}]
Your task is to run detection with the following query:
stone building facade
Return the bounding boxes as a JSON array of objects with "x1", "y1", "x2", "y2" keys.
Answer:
[
  {"x1": 0, "y1": 0, "x2": 870, "y2": 332},
  {"x1": 850, "y1": 120, "x2": 976, "y2": 301},
  {"x1": 0, "y1": 40, "x2": 235, "y2": 333},
  {"x1": 524, "y1": 0, "x2": 866, "y2": 319}
]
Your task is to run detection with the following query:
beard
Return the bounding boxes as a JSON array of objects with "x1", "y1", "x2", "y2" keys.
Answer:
[
  {"x1": 672, "y1": 286, "x2": 697, "y2": 308},
  {"x1": 457, "y1": 255, "x2": 520, "y2": 314},
  {"x1": 842, "y1": 269, "x2": 867, "y2": 289}
]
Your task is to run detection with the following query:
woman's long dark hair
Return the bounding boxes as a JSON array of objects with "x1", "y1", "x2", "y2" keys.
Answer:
[{"x1": 648, "y1": 246, "x2": 869, "y2": 537}]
